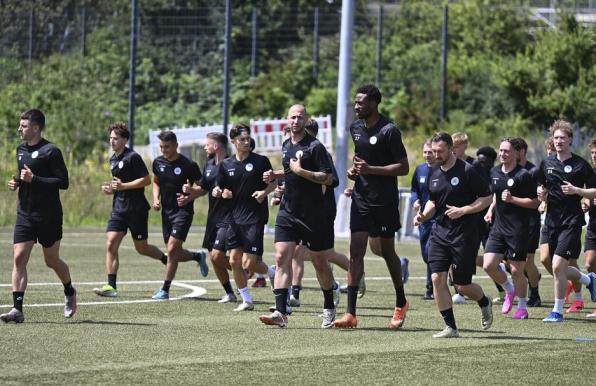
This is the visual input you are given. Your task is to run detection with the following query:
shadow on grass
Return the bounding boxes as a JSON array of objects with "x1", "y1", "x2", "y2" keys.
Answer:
[{"x1": 71, "y1": 320, "x2": 157, "y2": 326}]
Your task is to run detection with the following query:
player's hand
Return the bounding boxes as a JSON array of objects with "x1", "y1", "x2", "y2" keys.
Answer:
[
  {"x1": 412, "y1": 200, "x2": 420, "y2": 213},
  {"x1": 445, "y1": 204, "x2": 465, "y2": 220},
  {"x1": 343, "y1": 187, "x2": 353, "y2": 197},
  {"x1": 182, "y1": 179, "x2": 192, "y2": 194},
  {"x1": 7, "y1": 175, "x2": 18, "y2": 191},
  {"x1": 538, "y1": 201, "x2": 546, "y2": 214},
  {"x1": 152, "y1": 198, "x2": 161, "y2": 210},
  {"x1": 581, "y1": 198, "x2": 590, "y2": 212},
  {"x1": 263, "y1": 169, "x2": 275, "y2": 183},
  {"x1": 561, "y1": 181, "x2": 578, "y2": 196},
  {"x1": 222, "y1": 188, "x2": 233, "y2": 199},
  {"x1": 484, "y1": 211, "x2": 493, "y2": 224},
  {"x1": 347, "y1": 167, "x2": 359, "y2": 180},
  {"x1": 177, "y1": 192, "x2": 192, "y2": 207},
  {"x1": 252, "y1": 190, "x2": 267, "y2": 204},
  {"x1": 501, "y1": 189, "x2": 513, "y2": 203},
  {"x1": 289, "y1": 158, "x2": 302, "y2": 174},
  {"x1": 111, "y1": 177, "x2": 123, "y2": 191},
  {"x1": 537, "y1": 185, "x2": 546, "y2": 201},
  {"x1": 101, "y1": 181, "x2": 114, "y2": 194},
  {"x1": 413, "y1": 213, "x2": 425, "y2": 226},
  {"x1": 353, "y1": 156, "x2": 370, "y2": 175},
  {"x1": 20, "y1": 164, "x2": 33, "y2": 183},
  {"x1": 212, "y1": 186, "x2": 222, "y2": 198}
]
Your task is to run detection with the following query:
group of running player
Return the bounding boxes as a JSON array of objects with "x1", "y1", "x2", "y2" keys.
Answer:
[{"x1": 2, "y1": 84, "x2": 595, "y2": 338}]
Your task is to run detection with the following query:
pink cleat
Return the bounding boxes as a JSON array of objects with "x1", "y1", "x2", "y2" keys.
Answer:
[
  {"x1": 566, "y1": 299, "x2": 584, "y2": 313},
  {"x1": 501, "y1": 292, "x2": 515, "y2": 314},
  {"x1": 512, "y1": 308, "x2": 528, "y2": 320}
]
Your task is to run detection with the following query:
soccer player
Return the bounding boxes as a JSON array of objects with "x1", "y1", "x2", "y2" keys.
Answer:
[
  {"x1": 182, "y1": 132, "x2": 236, "y2": 303},
  {"x1": 150, "y1": 131, "x2": 209, "y2": 300},
  {"x1": 410, "y1": 139, "x2": 436, "y2": 300},
  {"x1": 483, "y1": 138, "x2": 540, "y2": 320},
  {"x1": 334, "y1": 85, "x2": 409, "y2": 329},
  {"x1": 414, "y1": 132, "x2": 493, "y2": 338},
  {"x1": 94, "y1": 122, "x2": 169, "y2": 297},
  {"x1": 511, "y1": 137, "x2": 543, "y2": 307},
  {"x1": 451, "y1": 132, "x2": 475, "y2": 164},
  {"x1": 259, "y1": 104, "x2": 338, "y2": 328},
  {"x1": 585, "y1": 138, "x2": 596, "y2": 318},
  {"x1": 536, "y1": 120, "x2": 596, "y2": 323},
  {"x1": 1, "y1": 109, "x2": 76, "y2": 323},
  {"x1": 216, "y1": 124, "x2": 275, "y2": 311}
]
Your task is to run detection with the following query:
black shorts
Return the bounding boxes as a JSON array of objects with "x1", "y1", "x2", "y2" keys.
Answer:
[
  {"x1": 226, "y1": 222, "x2": 264, "y2": 256},
  {"x1": 584, "y1": 226, "x2": 596, "y2": 252},
  {"x1": 539, "y1": 223, "x2": 549, "y2": 246},
  {"x1": 542, "y1": 223, "x2": 582, "y2": 260},
  {"x1": 106, "y1": 210, "x2": 149, "y2": 240},
  {"x1": 14, "y1": 213, "x2": 63, "y2": 248},
  {"x1": 428, "y1": 234, "x2": 478, "y2": 286},
  {"x1": 162, "y1": 212, "x2": 193, "y2": 243},
  {"x1": 204, "y1": 223, "x2": 229, "y2": 252},
  {"x1": 484, "y1": 231, "x2": 528, "y2": 262},
  {"x1": 350, "y1": 199, "x2": 400, "y2": 238},
  {"x1": 274, "y1": 209, "x2": 334, "y2": 252},
  {"x1": 527, "y1": 222, "x2": 541, "y2": 253}
]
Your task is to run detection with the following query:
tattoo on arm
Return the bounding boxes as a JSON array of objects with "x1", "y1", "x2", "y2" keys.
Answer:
[{"x1": 309, "y1": 171, "x2": 331, "y2": 184}]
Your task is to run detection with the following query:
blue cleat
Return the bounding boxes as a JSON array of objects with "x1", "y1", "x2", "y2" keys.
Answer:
[
  {"x1": 587, "y1": 272, "x2": 596, "y2": 303},
  {"x1": 152, "y1": 288, "x2": 169, "y2": 300},
  {"x1": 401, "y1": 257, "x2": 410, "y2": 284},
  {"x1": 195, "y1": 250, "x2": 209, "y2": 277},
  {"x1": 542, "y1": 311, "x2": 563, "y2": 323}
]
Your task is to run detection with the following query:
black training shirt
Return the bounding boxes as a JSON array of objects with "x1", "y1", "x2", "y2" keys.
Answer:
[
  {"x1": 110, "y1": 147, "x2": 150, "y2": 213},
  {"x1": 152, "y1": 154, "x2": 201, "y2": 216},
  {"x1": 199, "y1": 157, "x2": 231, "y2": 227}
]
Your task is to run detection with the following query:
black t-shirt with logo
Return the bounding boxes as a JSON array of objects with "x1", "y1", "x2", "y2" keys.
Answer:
[
  {"x1": 199, "y1": 157, "x2": 231, "y2": 227},
  {"x1": 522, "y1": 161, "x2": 541, "y2": 229},
  {"x1": 490, "y1": 164, "x2": 537, "y2": 236},
  {"x1": 536, "y1": 153, "x2": 596, "y2": 227},
  {"x1": 217, "y1": 152, "x2": 272, "y2": 225},
  {"x1": 110, "y1": 147, "x2": 150, "y2": 213},
  {"x1": 281, "y1": 134, "x2": 332, "y2": 222},
  {"x1": 350, "y1": 115, "x2": 407, "y2": 206},
  {"x1": 152, "y1": 154, "x2": 201, "y2": 217},
  {"x1": 16, "y1": 138, "x2": 69, "y2": 218},
  {"x1": 588, "y1": 166, "x2": 596, "y2": 230},
  {"x1": 428, "y1": 158, "x2": 491, "y2": 242}
]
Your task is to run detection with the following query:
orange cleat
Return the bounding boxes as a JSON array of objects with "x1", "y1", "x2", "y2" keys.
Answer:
[
  {"x1": 563, "y1": 281, "x2": 574, "y2": 304},
  {"x1": 333, "y1": 313, "x2": 358, "y2": 328},
  {"x1": 566, "y1": 299, "x2": 584, "y2": 313},
  {"x1": 388, "y1": 302, "x2": 409, "y2": 330}
]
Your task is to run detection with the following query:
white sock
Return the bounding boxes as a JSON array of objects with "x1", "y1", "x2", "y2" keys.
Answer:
[
  {"x1": 498, "y1": 262, "x2": 507, "y2": 273},
  {"x1": 238, "y1": 287, "x2": 252, "y2": 303},
  {"x1": 267, "y1": 265, "x2": 276, "y2": 277},
  {"x1": 574, "y1": 292, "x2": 583, "y2": 301},
  {"x1": 579, "y1": 273, "x2": 591, "y2": 286},
  {"x1": 255, "y1": 273, "x2": 265, "y2": 279},
  {"x1": 553, "y1": 298, "x2": 564, "y2": 314},
  {"x1": 499, "y1": 279, "x2": 514, "y2": 294},
  {"x1": 518, "y1": 297, "x2": 528, "y2": 309}
]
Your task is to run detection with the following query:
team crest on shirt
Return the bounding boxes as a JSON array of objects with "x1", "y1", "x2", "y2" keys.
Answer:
[
  {"x1": 507, "y1": 178, "x2": 514, "y2": 187},
  {"x1": 450, "y1": 177, "x2": 459, "y2": 186},
  {"x1": 118, "y1": 161, "x2": 124, "y2": 169},
  {"x1": 564, "y1": 165, "x2": 572, "y2": 173},
  {"x1": 245, "y1": 163, "x2": 254, "y2": 171},
  {"x1": 295, "y1": 150, "x2": 304, "y2": 159},
  {"x1": 369, "y1": 136, "x2": 378, "y2": 145},
  {"x1": 174, "y1": 167, "x2": 182, "y2": 175},
  {"x1": 206, "y1": 171, "x2": 211, "y2": 177},
  {"x1": 31, "y1": 151, "x2": 39, "y2": 159}
]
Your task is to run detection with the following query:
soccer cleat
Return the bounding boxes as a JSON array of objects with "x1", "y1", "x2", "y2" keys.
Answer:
[
  {"x1": 64, "y1": 289, "x2": 77, "y2": 319},
  {"x1": 492, "y1": 291, "x2": 505, "y2": 304},
  {"x1": 288, "y1": 295, "x2": 301, "y2": 307},
  {"x1": 587, "y1": 272, "x2": 596, "y2": 302},
  {"x1": 586, "y1": 309, "x2": 596, "y2": 319},
  {"x1": 333, "y1": 282, "x2": 341, "y2": 307},
  {"x1": 527, "y1": 294, "x2": 541, "y2": 307},
  {"x1": 452, "y1": 293, "x2": 466, "y2": 304},
  {"x1": 388, "y1": 302, "x2": 409, "y2": 330},
  {"x1": 480, "y1": 298, "x2": 493, "y2": 330},
  {"x1": 357, "y1": 273, "x2": 366, "y2": 299},
  {"x1": 566, "y1": 299, "x2": 584, "y2": 313},
  {"x1": 401, "y1": 257, "x2": 409, "y2": 284},
  {"x1": 0, "y1": 308, "x2": 25, "y2": 324},
  {"x1": 93, "y1": 284, "x2": 118, "y2": 297},
  {"x1": 218, "y1": 293, "x2": 237, "y2": 303},
  {"x1": 501, "y1": 292, "x2": 515, "y2": 315},
  {"x1": 259, "y1": 310, "x2": 288, "y2": 328},
  {"x1": 512, "y1": 308, "x2": 529, "y2": 320},
  {"x1": 333, "y1": 313, "x2": 358, "y2": 328},
  {"x1": 542, "y1": 311, "x2": 564, "y2": 323},
  {"x1": 563, "y1": 281, "x2": 574, "y2": 304},
  {"x1": 423, "y1": 290, "x2": 434, "y2": 300},
  {"x1": 432, "y1": 326, "x2": 459, "y2": 338},
  {"x1": 321, "y1": 308, "x2": 336, "y2": 329},
  {"x1": 251, "y1": 277, "x2": 267, "y2": 288},
  {"x1": 233, "y1": 302, "x2": 254, "y2": 312},
  {"x1": 152, "y1": 288, "x2": 169, "y2": 300},
  {"x1": 195, "y1": 250, "x2": 209, "y2": 277}
]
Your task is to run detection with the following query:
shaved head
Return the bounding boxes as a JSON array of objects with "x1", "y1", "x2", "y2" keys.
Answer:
[
  {"x1": 287, "y1": 104, "x2": 308, "y2": 135},
  {"x1": 288, "y1": 104, "x2": 307, "y2": 117}
]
